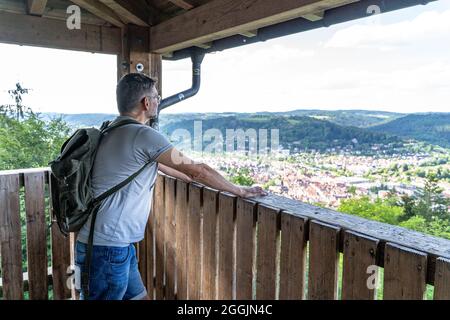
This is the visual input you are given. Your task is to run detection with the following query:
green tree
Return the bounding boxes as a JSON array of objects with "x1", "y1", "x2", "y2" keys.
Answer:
[
  {"x1": 413, "y1": 173, "x2": 449, "y2": 221},
  {"x1": 0, "y1": 83, "x2": 71, "y2": 170},
  {"x1": 338, "y1": 196, "x2": 405, "y2": 225}
]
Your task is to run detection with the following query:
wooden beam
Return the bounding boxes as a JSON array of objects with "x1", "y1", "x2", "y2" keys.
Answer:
[
  {"x1": 70, "y1": 0, "x2": 125, "y2": 27},
  {"x1": 302, "y1": 10, "x2": 325, "y2": 21},
  {"x1": 27, "y1": 0, "x2": 47, "y2": 16},
  {"x1": 239, "y1": 30, "x2": 258, "y2": 38},
  {"x1": 0, "y1": 11, "x2": 121, "y2": 55},
  {"x1": 168, "y1": 0, "x2": 194, "y2": 10},
  {"x1": 99, "y1": 0, "x2": 150, "y2": 26},
  {"x1": 195, "y1": 42, "x2": 213, "y2": 49},
  {"x1": 150, "y1": 0, "x2": 359, "y2": 53},
  {"x1": 117, "y1": 25, "x2": 160, "y2": 84}
]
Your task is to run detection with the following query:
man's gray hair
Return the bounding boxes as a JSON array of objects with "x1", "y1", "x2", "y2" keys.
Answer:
[{"x1": 116, "y1": 73, "x2": 156, "y2": 114}]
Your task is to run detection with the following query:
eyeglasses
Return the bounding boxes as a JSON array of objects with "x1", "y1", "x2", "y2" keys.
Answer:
[{"x1": 149, "y1": 94, "x2": 162, "y2": 103}]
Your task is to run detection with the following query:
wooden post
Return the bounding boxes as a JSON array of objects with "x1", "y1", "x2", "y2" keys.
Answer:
[
  {"x1": 117, "y1": 25, "x2": 161, "y2": 88},
  {"x1": 24, "y1": 171, "x2": 48, "y2": 300},
  {"x1": 0, "y1": 174, "x2": 23, "y2": 300}
]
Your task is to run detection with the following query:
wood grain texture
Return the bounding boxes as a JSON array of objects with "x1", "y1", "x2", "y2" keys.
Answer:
[
  {"x1": 383, "y1": 243, "x2": 427, "y2": 300},
  {"x1": 187, "y1": 183, "x2": 202, "y2": 299},
  {"x1": 24, "y1": 171, "x2": 48, "y2": 300},
  {"x1": 154, "y1": 174, "x2": 165, "y2": 299},
  {"x1": 27, "y1": 0, "x2": 47, "y2": 15},
  {"x1": 0, "y1": 174, "x2": 24, "y2": 299},
  {"x1": 342, "y1": 231, "x2": 379, "y2": 300},
  {"x1": 49, "y1": 172, "x2": 71, "y2": 300},
  {"x1": 146, "y1": 202, "x2": 155, "y2": 299},
  {"x1": 0, "y1": 11, "x2": 121, "y2": 54},
  {"x1": 279, "y1": 213, "x2": 307, "y2": 300},
  {"x1": 257, "y1": 193, "x2": 450, "y2": 282},
  {"x1": 434, "y1": 257, "x2": 450, "y2": 300},
  {"x1": 202, "y1": 187, "x2": 219, "y2": 299},
  {"x1": 308, "y1": 220, "x2": 340, "y2": 300},
  {"x1": 70, "y1": 0, "x2": 125, "y2": 27},
  {"x1": 217, "y1": 192, "x2": 236, "y2": 300},
  {"x1": 235, "y1": 199, "x2": 256, "y2": 300},
  {"x1": 255, "y1": 205, "x2": 279, "y2": 300},
  {"x1": 175, "y1": 180, "x2": 188, "y2": 300},
  {"x1": 165, "y1": 176, "x2": 177, "y2": 299},
  {"x1": 150, "y1": 0, "x2": 359, "y2": 53}
]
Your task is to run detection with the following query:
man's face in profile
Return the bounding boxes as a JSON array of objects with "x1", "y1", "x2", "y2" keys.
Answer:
[{"x1": 145, "y1": 86, "x2": 159, "y2": 120}]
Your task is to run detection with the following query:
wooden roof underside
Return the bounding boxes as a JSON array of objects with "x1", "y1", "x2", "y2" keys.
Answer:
[{"x1": 0, "y1": 0, "x2": 438, "y2": 58}]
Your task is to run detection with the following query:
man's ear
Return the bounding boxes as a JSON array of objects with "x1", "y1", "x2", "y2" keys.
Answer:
[{"x1": 143, "y1": 96, "x2": 150, "y2": 110}]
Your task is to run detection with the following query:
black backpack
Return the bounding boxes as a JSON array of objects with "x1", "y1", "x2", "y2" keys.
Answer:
[{"x1": 49, "y1": 118, "x2": 151, "y2": 298}]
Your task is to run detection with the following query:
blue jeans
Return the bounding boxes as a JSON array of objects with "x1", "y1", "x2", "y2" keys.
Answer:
[{"x1": 75, "y1": 241, "x2": 147, "y2": 300}]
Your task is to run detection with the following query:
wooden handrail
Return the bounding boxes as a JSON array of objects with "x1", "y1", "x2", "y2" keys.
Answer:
[{"x1": 2, "y1": 169, "x2": 450, "y2": 299}]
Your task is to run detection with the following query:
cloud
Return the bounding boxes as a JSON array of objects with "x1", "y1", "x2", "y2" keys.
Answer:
[{"x1": 325, "y1": 9, "x2": 450, "y2": 49}]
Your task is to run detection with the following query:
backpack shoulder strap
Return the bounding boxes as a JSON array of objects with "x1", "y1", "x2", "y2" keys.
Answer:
[
  {"x1": 93, "y1": 161, "x2": 151, "y2": 205},
  {"x1": 101, "y1": 118, "x2": 142, "y2": 134}
]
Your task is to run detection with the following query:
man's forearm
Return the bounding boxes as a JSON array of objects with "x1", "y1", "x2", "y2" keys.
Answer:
[
  {"x1": 158, "y1": 163, "x2": 192, "y2": 183},
  {"x1": 193, "y1": 164, "x2": 242, "y2": 196}
]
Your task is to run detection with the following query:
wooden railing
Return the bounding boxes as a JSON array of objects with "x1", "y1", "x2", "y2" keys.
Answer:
[
  {"x1": 0, "y1": 168, "x2": 73, "y2": 300},
  {"x1": 1, "y1": 169, "x2": 450, "y2": 300}
]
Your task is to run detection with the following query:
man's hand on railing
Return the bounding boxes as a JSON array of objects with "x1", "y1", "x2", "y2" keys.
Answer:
[
  {"x1": 156, "y1": 147, "x2": 269, "y2": 198},
  {"x1": 238, "y1": 185, "x2": 268, "y2": 198}
]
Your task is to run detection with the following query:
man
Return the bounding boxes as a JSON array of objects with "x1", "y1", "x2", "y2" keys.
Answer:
[{"x1": 75, "y1": 73, "x2": 267, "y2": 300}]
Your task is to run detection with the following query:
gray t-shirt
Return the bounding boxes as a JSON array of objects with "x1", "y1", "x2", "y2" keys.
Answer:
[{"x1": 77, "y1": 116, "x2": 173, "y2": 247}]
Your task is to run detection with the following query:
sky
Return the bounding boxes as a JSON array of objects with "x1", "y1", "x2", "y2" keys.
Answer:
[{"x1": 0, "y1": 0, "x2": 449, "y2": 115}]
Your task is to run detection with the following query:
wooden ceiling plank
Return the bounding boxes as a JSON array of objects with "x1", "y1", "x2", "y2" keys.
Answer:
[
  {"x1": 99, "y1": 0, "x2": 150, "y2": 26},
  {"x1": 0, "y1": 11, "x2": 121, "y2": 54},
  {"x1": 27, "y1": 0, "x2": 48, "y2": 16},
  {"x1": 70, "y1": 0, "x2": 125, "y2": 27},
  {"x1": 168, "y1": 0, "x2": 194, "y2": 10},
  {"x1": 150, "y1": 0, "x2": 360, "y2": 53}
]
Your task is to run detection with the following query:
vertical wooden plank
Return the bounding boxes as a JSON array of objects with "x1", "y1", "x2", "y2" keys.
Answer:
[
  {"x1": 279, "y1": 213, "x2": 307, "y2": 300},
  {"x1": 308, "y1": 221, "x2": 340, "y2": 300},
  {"x1": 175, "y1": 180, "x2": 188, "y2": 300},
  {"x1": 154, "y1": 174, "x2": 165, "y2": 299},
  {"x1": 217, "y1": 193, "x2": 236, "y2": 300},
  {"x1": 49, "y1": 172, "x2": 71, "y2": 300},
  {"x1": 146, "y1": 197, "x2": 155, "y2": 300},
  {"x1": 383, "y1": 243, "x2": 427, "y2": 300},
  {"x1": 164, "y1": 176, "x2": 177, "y2": 300},
  {"x1": 0, "y1": 174, "x2": 24, "y2": 300},
  {"x1": 51, "y1": 224, "x2": 71, "y2": 300},
  {"x1": 202, "y1": 187, "x2": 218, "y2": 300},
  {"x1": 138, "y1": 230, "x2": 147, "y2": 292},
  {"x1": 434, "y1": 257, "x2": 450, "y2": 300},
  {"x1": 235, "y1": 198, "x2": 256, "y2": 300},
  {"x1": 342, "y1": 231, "x2": 379, "y2": 300},
  {"x1": 24, "y1": 171, "x2": 48, "y2": 300},
  {"x1": 255, "y1": 204, "x2": 279, "y2": 300},
  {"x1": 187, "y1": 183, "x2": 202, "y2": 299}
]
